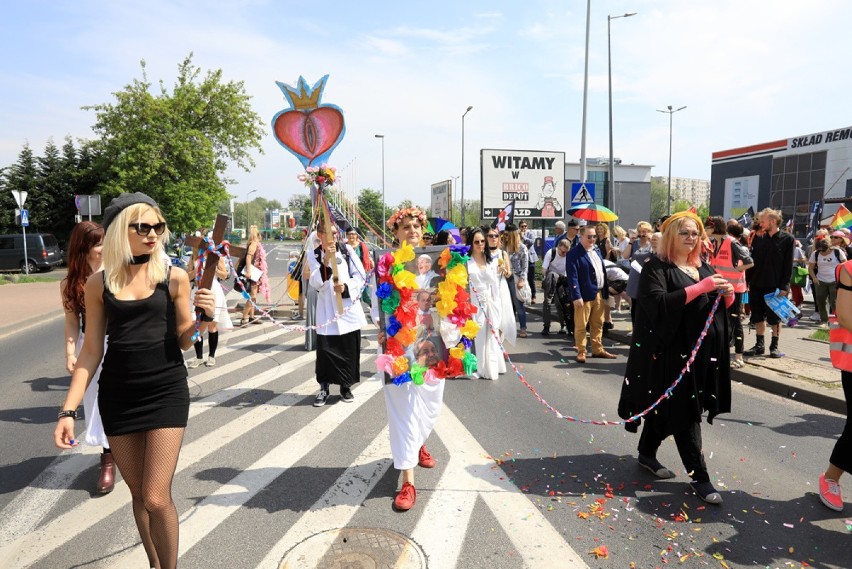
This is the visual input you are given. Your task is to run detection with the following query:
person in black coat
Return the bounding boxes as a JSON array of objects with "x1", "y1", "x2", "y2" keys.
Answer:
[{"x1": 618, "y1": 211, "x2": 735, "y2": 505}]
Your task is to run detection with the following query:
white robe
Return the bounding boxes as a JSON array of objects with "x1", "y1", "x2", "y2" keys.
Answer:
[
  {"x1": 309, "y1": 245, "x2": 367, "y2": 336},
  {"x1": 468, "y1": 258, "x2": 507, "y2": 380},
  {"x1": 76, "y1": 332, "x2": 109, "y2": 447},
  {"x1": 370, "y1": 251, "x2": 445, "y2": 470}
]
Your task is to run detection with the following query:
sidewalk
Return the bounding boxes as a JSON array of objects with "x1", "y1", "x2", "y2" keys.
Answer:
[
  {"x1": 0, "y1": 280, "x2": 64, "y2": 338},
  {"x1": 0, "y1": 279, "x2": 846, "y2": 415},
  {"x1": 525, "y1": 296, "x2": 847, "y2": 416}
]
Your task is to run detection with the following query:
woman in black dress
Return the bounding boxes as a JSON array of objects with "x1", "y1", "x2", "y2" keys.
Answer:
[
  {"x1": 618, "y1": 211, "x2": 735, "y2": 505},
  {"x1": 54, "y1": 192, "x2": 215, "y2": 569}
]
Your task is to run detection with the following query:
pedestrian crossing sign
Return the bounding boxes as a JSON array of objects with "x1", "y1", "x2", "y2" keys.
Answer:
[
  {"x1": 20, "y1": 209, "x2": 29, "y2": 227},
  {"x1": 570, "y1": 182, "x2": 595, "y2": 204}
]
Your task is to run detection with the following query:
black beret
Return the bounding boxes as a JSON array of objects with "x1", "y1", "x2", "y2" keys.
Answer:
[{"x1": 103, "y1": 192, "x2": 159, "y2": 231}]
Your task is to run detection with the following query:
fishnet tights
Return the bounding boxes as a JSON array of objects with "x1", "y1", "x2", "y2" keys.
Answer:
[{"x1": 108, "y1": 427, "x2": 185, "y2": 569}]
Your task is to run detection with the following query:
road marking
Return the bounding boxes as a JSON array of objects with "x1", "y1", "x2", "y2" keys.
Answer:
[
  {"x1": 257, "y1": 428, "x2": 393, "y2": 567},
  {"x1": 0, "y1": 446, "x2": 100, "y2": 548},
  {"x1": 105, "y1": 356, "x2": 379, "y2": 568},
  {"x1": 431, "y1": 407, "x2": 591, "y2": 568},
  {"x1": 0, "y1": 350, "x2": 332, "y2": 567},
  {"x1": 0, "y1": 333, "x2": 305, "y2": 549}
]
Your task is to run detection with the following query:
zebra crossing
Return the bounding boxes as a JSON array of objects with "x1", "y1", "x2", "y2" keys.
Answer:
[{"x1": 0, "y1": 320, "x2": 589, "y2": 569}]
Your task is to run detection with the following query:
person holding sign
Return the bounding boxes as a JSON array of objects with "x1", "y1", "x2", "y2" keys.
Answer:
[{"x1": 309, "y1": 221, "x2": 368, "y2": 407}]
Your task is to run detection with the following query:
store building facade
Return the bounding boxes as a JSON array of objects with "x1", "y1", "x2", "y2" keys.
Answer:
[{"x1": 710, "y1": 126, "x2": 852, "y2": 234}]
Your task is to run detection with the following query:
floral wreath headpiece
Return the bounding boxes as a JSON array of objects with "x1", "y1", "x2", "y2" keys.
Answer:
[{"x1": 386, "y1": 206, "x2": 428, "y2": 230}]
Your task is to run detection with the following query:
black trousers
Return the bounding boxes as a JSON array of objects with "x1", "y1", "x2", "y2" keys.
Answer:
[
  {"x1": 527, "y1": 262, "x2": 537, "y2": 299},
  {"x1": 638, "y1": 420, "x2": 709, "y2": 483},
  {"x1": 729, "y1": 292, "x2": 745, "y2": 354},
  {"x1": 830, "y1": 371, "x2": 852, "y2": 473}
]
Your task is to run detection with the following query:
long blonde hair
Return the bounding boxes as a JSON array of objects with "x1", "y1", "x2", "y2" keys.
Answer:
[
  {"x1": 503, "y1": 228, "x2": 522, "y2": 254},
  {"x1": 102, "y1": 203, "x2": 170, "y2": 294}
]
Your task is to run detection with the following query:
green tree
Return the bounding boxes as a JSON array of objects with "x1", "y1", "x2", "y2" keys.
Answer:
[
  {"x1": 358, "y1": 188, "x2": 386, "y2": 234},
  {"x1": 85, "y1": 54, "x2": 266, "y2": 233},
  {"x1": 650, "y1": 177, "x2": 668, "y2": 222},
  {"x1": 35, "y1": 139, "x2": 78, "y2": 239},
  {"x1": 0, "y1": 143, "x2": 38, "y2": 234}
]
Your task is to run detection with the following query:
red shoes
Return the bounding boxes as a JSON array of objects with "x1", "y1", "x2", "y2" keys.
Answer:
[
  {"x1": 418, "y1": 445, "x2": 435, "y2": 468},
  {"x1": 394, "y1": 482, "x2": 416, "y2": 511}
]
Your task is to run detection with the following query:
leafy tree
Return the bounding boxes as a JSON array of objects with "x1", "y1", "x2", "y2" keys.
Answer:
[
  {"x1": 650, "y1": 178, "x2": 709, "y2": 222},
  {"x1": 397, "y1": 199, "x2": 413, "y2": 210},
  {"x1": 35, "y1": 139, "x2": 78, "y2": 239},
  {"x1": 358, "y1": 188, "x2": 386, "y2": 234},
  {"x1": 84, "y1": 54, "x2": 266, "y2": 233}
]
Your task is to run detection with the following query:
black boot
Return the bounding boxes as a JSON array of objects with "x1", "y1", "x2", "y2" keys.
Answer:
[
  {"x1": 769, "y1": 337, "x2": 781, "y2": 358},
  {"x1": 744, "y1": 335, "x2": 765, "y2": 357}
]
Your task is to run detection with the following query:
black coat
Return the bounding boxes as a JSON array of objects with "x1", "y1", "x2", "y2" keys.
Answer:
[{"x1": 617, "y1": 256, "x2": 731, "y2": 435}]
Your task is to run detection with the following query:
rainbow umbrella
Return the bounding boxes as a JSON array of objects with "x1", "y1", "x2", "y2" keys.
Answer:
[
  {"x1": 566, "y1": 203, "x2": 618, "y2": 223},
  {"x1": 426, "y1": 217, "x2": 461, "y2": 242}
]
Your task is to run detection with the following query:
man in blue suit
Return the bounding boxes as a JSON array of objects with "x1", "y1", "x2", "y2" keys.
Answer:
[{"x1": 565, "y1": 225, "x2": 617, "y2": 363}]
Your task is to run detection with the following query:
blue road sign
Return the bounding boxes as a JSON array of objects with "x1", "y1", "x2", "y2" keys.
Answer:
[
  {"x1": 570, "y1": 182, "x2": 595, "y2": 204},
  {"x1": 20, "y1": 209, "x2": 29, "y2": 227}
]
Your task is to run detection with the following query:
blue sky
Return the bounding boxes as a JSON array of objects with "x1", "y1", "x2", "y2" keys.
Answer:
[{"x1": 2, "y1": 0, "x2": 851, "y2": 210}]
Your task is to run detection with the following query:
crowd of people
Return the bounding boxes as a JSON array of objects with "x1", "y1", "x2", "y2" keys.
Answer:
[{"x1": 49, "y1": 194, "x2": 850, "y2": 566}]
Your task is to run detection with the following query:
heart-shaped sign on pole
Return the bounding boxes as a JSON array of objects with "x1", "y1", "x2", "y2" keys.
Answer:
[{"x1": 271, "y1": 75, "x2": 346, "y2": 169}]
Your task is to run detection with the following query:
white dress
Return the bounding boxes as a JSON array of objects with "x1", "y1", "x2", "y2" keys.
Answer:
[
  {"x1": 371, "y1": 252, "x2": 445, "y2": 471},
  {"x1": 467, "y1": 257, "x2": 507, "y2": 379},
  {"x1": 76, "y1": 332, "x2": 109, "y2": 447},
  {"x1": 308, "y1": 244, "x2": 368, "y2": 336}
]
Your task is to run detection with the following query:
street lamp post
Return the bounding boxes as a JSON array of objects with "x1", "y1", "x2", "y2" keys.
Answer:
[
  {"x1": 656, "y1": 105, "x2": 687, "y2": 215},
  {"x1": 375, "y1": 134, "x2": 385, "y2": 244},
  {"x1": 607, "y1": 11, "x2": 636, "y2": 214},
  {"x1": 579, "y1": 0, "x2": 591, "y2": 184},
  {"x1": 245, "y1": 189, "x2": 257, "y2": 235},
  {"x1": 461, "y1": 106, "x2": 473, "y2": 226}
]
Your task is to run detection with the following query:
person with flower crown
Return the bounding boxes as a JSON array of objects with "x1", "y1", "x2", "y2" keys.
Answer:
[{"x1": 372, "y1": 206, "x2": 461, "y2": 511}]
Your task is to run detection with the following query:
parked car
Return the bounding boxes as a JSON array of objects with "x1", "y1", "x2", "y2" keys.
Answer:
[{"x1": 0, "y1": 233, "x2": 64, "y2": 273}]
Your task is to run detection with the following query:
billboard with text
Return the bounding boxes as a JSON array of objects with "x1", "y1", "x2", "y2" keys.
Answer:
[
  {"x1": 480, "y1": 149, "x2": 565, "y2": 220},
  {"x1": 430, "y1": 180, "x2": 451, "y2": 219}
]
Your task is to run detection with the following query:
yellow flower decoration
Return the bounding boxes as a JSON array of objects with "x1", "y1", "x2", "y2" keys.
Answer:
[
  {"x1": 437, "y1": 279, "x2": 458, "y2": 300},
  {"x1": 449, "y1": 345, "x2": 466, "y2": 360},
  {"x1": 435, "y1": 297, "x2": 458, "y2": 317},
  {"x1": 445, "y1": 264, "x2": 468, "y2": 288},
  {"x1": 395, "y1": 326, "x2": 417, "y2": 346},
  {"x1": 393, "y1": 269, "x2": 418, "y2": 291},
  {"x1": 392, "y1": 356, "x2": 410, "y2": 376},
  {"x1": 393, "y1": 241, "x2": 416, "y2": 265},
  {"x1": 461, "y1": 319, "x2": 481, "y2": 339}
]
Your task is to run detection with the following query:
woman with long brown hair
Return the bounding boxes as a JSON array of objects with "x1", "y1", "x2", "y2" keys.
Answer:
[{"x1": 60, "y1": 221, "x2": 114, "y2": 493}]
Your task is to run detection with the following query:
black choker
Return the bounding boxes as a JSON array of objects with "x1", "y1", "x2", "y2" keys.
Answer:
[{"x1": 130, "y1": 254, "x2": 151, "y2": 265}]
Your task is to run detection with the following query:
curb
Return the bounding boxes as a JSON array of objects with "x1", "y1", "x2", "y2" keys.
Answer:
[
  {"x1": 0, "y1": 308, "x2": 65, "y2": 338},
  {"x1": 524, "y1": 303, "x2": 845, "y2": 415}
]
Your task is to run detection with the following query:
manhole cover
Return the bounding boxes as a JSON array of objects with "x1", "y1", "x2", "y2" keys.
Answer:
[{"x1": 280, "y1": 527, "x2": 426, "y2": 569}]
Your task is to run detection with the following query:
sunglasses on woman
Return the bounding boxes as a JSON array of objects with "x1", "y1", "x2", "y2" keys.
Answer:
[{"x1": 129, "y1": 222, "x2": 167, "y2": 236}]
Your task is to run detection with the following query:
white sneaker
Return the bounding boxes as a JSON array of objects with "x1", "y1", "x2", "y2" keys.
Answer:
[
  {"x1": 205, "y1": 356, "x2": 216, "y2": 367},
  {"x1": 186, "y1": 358, "x2": 202, "y2": 369}
]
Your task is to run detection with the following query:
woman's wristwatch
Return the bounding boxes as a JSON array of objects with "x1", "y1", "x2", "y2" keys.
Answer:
[{"x1": 57, "y1": 409, "x2": 78, "y2": 420}]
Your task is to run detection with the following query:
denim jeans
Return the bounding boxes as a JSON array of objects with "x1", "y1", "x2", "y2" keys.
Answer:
[{"x1": 506, "y1": 276, "x2": 527, "y2": 330}]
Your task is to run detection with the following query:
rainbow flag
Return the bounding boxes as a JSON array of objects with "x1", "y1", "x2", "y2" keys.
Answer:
[{"x1": 829, "y1": 205, "x2": 852, "y2": 229}]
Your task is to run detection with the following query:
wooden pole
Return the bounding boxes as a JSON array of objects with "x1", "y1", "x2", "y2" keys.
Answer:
[{"x1": 318, "y1": 185, "x2": 344, "y2": 314}]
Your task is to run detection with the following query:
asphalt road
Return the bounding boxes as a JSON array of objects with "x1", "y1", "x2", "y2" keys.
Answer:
[{"x1": 0, "y1": 255, "x2": 849, "y2": 568}]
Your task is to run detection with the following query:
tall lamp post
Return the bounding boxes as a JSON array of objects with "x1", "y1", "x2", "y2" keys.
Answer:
[
  {"x1": 579, "y1": 0, "x2": 591, "y2": 185},
  {"x1": 461, "y1": 105, "x2": 473, "y2": 226},
  {"x1": 656, "y1": 105, "x2": 687, "y2": 215},
  {"x1": 607, "y1": 11, "x2": 636, "y2": 214},
  {"x1": 245, "y1": 189, "x2": 257, "y2": 235},
  {"x1": 375, "y1": 134, "x2": 385, "y2": 244}
]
